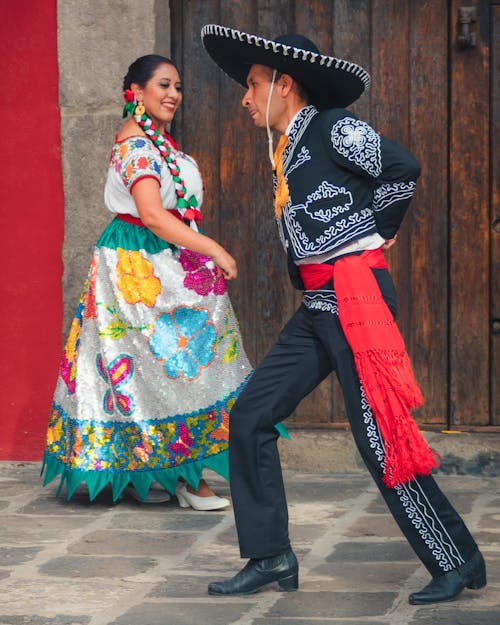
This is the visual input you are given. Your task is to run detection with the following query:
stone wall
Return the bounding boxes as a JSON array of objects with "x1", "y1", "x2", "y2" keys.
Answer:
[{"x1": 57, "y1": 0, "x2": 170, "y2": 333}]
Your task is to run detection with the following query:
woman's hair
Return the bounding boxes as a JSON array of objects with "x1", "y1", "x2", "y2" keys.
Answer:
[{"x1": 122, "y1": 54, "x2": 179, "y2": 91}]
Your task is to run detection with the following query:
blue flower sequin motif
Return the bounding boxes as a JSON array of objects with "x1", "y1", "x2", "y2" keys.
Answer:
[{"x1": 149, "y1": 306, "x2": 217, "y2": 381}]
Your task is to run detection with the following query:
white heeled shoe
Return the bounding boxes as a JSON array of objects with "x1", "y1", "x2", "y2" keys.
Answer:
[
  {"x1": 175, "y1": 481, "x2": 230, "y2": 511},
  {"x1": 125, "y1": 482, "x2": 171, "y2": 503}
]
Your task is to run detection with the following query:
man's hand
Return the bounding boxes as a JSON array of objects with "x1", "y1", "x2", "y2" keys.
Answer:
[{"x1": 382, "y1": 235, "x2": 398, "y2": 251}]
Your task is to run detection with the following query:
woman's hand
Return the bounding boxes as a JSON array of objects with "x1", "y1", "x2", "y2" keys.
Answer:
[
  {"x1": 382, "y1": 235, "x2": 398, "y2": 251},
  {"x1": 211, "y1": 246, "x2": 238, "y2": 280},
  {"x1": 132, "y1": 179, "x2": 238, "y2": 279}
]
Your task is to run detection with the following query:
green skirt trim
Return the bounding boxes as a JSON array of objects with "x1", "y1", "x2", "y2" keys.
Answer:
[
  {"x1": 42, "y1": 421, "x2": 289, "y2": 502},
  {"x1": 41, "y1": 449, "x2": 230, "y2": 502},
  {"x1": 96, "y1": 216, "x2": 177, "y2": 254}
]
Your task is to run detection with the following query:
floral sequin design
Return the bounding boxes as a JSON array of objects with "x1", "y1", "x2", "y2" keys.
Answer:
[
  {"x1": 45, "y1": 396, "x2": 240, "y2": 471},
  {"x1": 46, "y1": 406, "x2": 64, "y2": 446},
  {"x1": 96, "y1": 353, "x2": 135, "y2": 416},
  {"x1": 149, "y1": 306, "x2": 217, "y2": 381},
  {"x1": 60, "y1": 287, "x2": 86, "y2": 394},
  {"x1": 215, "y1": 307, "x2": 240, "y2": 364},
  {"x1": 98, "y1": 296, "x2": 152, "y2": 341},
  {"x1": 179, "y1": 248, "x2": 226, "y2": 296},
  {"x1": 70, "y1": 427, "x2": 84, "y2": 463},
  {"x1": 116, "y1": 248, "x2": 161, "y2": 307}
]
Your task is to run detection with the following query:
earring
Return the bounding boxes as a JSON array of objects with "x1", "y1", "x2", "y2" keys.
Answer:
[{"x1": 135, "y1": 100, "x2": 145, "y2": 116}]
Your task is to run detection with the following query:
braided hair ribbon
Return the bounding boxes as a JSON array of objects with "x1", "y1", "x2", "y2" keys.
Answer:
[{"x1": 122, "y1": 89, "x2": 200, "y2": 231}]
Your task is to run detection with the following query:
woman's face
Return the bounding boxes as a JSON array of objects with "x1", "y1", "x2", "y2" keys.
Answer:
[{"x1": 134, "y1": 62, "x2": 182, "y2": 130}]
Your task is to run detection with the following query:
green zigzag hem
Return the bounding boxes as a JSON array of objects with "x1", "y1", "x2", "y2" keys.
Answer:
[
  {"x1": 41, "y1": 450, "x2": 230, "y2": 503},
  {"x1": 41, "y1": 422, "x2": 289, "y2": 502}
]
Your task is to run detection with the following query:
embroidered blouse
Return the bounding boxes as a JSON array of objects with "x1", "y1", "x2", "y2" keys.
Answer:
[{"x1": 104, "y1": 135, "x2": 203, "y2": 217}]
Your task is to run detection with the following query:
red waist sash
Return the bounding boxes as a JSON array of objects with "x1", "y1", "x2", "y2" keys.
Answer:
[
  {"x1": 116, "y1": 208, "x2": 202, "y2": 228},
  {"x1": 300, "y1": 248, "x2": 438, "y2": 488},
  {"x1": 116, "y1": 213, "x2": 146, "y2": 227},
  {"x1": 298, "y1": 248, "x2": 388, "y2": 290}
]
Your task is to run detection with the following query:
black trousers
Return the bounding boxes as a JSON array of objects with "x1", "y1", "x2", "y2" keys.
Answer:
[{"x1": 228, "y1": 270, "x2": 478, "y2": 578}]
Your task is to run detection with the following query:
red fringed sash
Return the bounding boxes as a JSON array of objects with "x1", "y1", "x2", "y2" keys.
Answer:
[{"x1": 299, "y1": 249, "x2": 439, "y2": 487}]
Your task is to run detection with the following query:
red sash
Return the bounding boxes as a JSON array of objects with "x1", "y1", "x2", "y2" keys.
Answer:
[
  {"x1": 116, "y1": 213, "x2": 146, "y2": 227},
  {"x1": 116, "y1": 208, "x2": 202, "y2": 228},
  {"x1": 299, "y1": 249, "x2": 439, "y2": 487}
]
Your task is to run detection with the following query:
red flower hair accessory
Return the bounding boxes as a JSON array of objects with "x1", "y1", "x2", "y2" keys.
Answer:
[
  {"x1": 122, "y1": 89, "x2": 137, "y2": 118},
  {"x1": 123, "y1": 89, "x2": 136, "y2": 103}
]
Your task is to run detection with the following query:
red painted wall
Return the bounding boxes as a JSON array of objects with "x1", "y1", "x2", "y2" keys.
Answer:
[{"x1": 0, "y1": 0, "x2": 64, "y2": 460}]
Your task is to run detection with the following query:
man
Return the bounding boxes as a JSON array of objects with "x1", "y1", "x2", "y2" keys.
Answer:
[{"x1": 201, "y1": 24, "x2": 485, "y2": 605}]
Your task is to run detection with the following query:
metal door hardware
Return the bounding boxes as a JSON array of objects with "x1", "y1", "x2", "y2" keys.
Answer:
[{"x1": 457, "y1": 6, "x2": 478, "y2": 48}]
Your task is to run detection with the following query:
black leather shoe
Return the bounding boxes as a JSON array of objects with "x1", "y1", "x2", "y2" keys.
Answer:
[
  {"x1": 409, "y1": 551, "x2": 486, "y2": 605},
  {"x1": 208, "y1": 549, "x2": 298, "y2": 595}
]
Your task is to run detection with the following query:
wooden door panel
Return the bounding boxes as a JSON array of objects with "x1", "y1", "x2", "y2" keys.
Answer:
[
  {"x1": 371, "y1": 0, "x2": 411, "y2": 341},
  {"x1": 290, "y1": 2, "x2": 337, "y2": 425},
  {"x1": 408, "y1": 0, "x2": 449, "y2": 424},
  {"x1": 492, "y1": 3, "x2": 500, "y2": 424},
  {"x1": 450, "y1": 0, "x2": 490, "y2": 425}
]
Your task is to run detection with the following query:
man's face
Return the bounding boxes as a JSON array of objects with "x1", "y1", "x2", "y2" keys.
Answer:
[{"x1": 242, "y1": 64, "x2": 284, "y2": 129}]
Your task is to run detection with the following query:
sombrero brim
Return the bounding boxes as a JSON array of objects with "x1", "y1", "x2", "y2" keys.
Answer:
[{"x1": 201, "y1": 24, "x2": 370, "y2": 109}]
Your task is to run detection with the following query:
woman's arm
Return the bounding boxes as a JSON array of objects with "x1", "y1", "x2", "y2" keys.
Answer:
[{"x1": 131, "y1": 178, "x2": 237, "y2": 279}]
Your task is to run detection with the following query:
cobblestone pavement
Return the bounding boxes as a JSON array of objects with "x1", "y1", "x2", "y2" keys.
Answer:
[{"x1": 1, "y1": 462, "x2": 499, "y2": 625}]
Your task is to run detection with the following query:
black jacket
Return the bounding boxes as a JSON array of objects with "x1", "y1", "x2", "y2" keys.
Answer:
[{"x1": 274, "y1": 106, "x2": 421, "y2": 288}]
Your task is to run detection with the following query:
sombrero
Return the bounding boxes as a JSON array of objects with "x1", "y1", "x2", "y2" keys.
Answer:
[{"x1": 201, "y1": 24, "x2": 370, "y2": 109}]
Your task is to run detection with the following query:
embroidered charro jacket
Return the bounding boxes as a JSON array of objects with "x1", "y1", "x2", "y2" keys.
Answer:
[{"x1": 275, "y1": 105, "x2": 421, "y2": 288}]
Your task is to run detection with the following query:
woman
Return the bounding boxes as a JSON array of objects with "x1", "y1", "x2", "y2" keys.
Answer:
[{"x1": 42, "y1": 55, "x2": 262, "y2": 509}]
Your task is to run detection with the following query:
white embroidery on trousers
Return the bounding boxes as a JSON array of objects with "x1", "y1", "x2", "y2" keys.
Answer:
[{"x1": 360, "y1": 387, "x2": 465, "y2": 572}]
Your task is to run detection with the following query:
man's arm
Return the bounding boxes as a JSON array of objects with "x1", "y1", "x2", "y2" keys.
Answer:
[{"x1": 324, "y1": 111, "x2": 421, "y2": 239}]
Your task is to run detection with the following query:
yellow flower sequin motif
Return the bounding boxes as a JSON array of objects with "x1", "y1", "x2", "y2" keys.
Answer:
[
  {"x1": 60, "y1": 284, "x2": 87, "y2": 393},
  {"x1": 116, "y1": 248, "x2": 161, "y2": 307},
  {"x1": 46, "y1": 408, "x2": 63, "y2": 445}
]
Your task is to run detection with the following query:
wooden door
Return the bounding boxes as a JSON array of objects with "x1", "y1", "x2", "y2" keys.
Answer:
[
  {"x1": 170, "y1": 0, "x2": 499, "y2": 430},
  {"x1": 450, "y1": 0, "x2": 498, "y2": 428},
  {"x1": 493, "y1": 0, "x2": 500, "y2": 426}
]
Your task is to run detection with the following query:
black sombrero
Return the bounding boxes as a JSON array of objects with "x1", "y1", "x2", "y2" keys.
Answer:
[{"x1": 201, "y1": 24, "x2": 370, "y2": 109}]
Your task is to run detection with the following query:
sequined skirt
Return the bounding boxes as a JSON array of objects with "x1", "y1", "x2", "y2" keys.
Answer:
[{"x1": 42, "y1": 217, "x2": 254, "y2": 500}]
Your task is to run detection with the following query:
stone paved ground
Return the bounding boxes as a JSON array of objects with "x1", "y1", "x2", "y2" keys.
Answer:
[{"x1": 1, "y1": 462, "x2": 499, "y2": 625}]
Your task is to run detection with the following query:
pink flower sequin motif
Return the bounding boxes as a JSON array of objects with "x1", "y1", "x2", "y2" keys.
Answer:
[
  {"x1": 96, "y1": 354, "x2": 135, "y2": 416},
  {"x1": 179, "y1": 249, "x2": 226, "y2": 296}
]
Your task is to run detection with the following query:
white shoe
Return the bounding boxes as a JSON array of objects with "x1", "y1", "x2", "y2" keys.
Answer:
[
  {"x1": 125, "y1": 483, "x2": 171, "y2": 503},
  {"x1": 175, "y1": 481, "x2": 230, "y2": 511}
]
